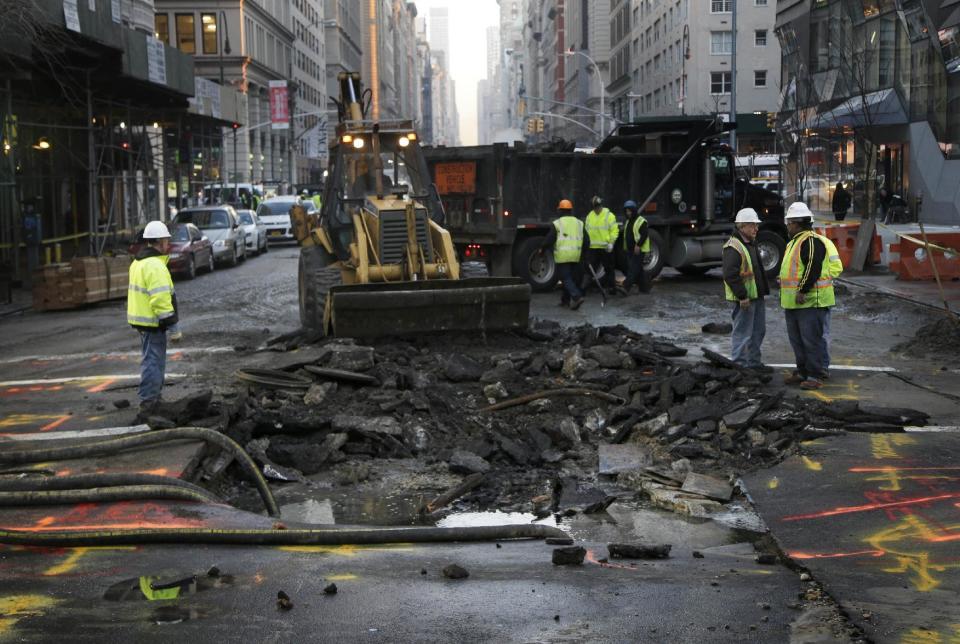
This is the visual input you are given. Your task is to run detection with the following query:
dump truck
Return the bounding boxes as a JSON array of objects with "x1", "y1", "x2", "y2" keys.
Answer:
[
  {"x1": 290, "y1": 73, "x2": 531, "y2": 337},
  {"x1": 423, "y1": 118, "x2": 787, "y2": 291}
]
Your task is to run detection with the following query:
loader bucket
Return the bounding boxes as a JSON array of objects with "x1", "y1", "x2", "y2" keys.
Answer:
[{"x1": 326, "y1": 277, "x2": 532, "y2": 338}]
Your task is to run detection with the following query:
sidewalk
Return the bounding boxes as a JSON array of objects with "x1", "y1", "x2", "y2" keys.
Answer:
[{"x1": 0, "y1": 286, "x2": 32, "y2": 318}]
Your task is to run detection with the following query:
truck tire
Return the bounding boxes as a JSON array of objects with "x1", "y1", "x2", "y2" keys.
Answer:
[
  {"x1": 644, "y1": 229, "x2": 666, "y2": 281},
  {"x1": 756, "y1": 230, "x2": 787, "y2": 278},
  {"x1": 298, "y1": 245, "x2": 340, "y2": 332},
  {"x1": 515, "y1": 236, "x2": 557, "y2": 293}
]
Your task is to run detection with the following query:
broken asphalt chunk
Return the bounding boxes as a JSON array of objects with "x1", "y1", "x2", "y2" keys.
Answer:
[
  {"x1": 680, "y1": 472, "x2": 733, "y2": 502},
  {"x1": 551, "y1": 546, "x2": 586, "y2": 565},
  {"x1": 442, "y1": 564, "x2": 470, "y2": 579},
  {"x1": 607, "y1": 543, "x2": 672, "y2": 559}
]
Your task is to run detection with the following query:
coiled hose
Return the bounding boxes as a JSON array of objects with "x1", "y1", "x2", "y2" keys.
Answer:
[
  {"x1": 0, "y1": 427, "x2": 279, "y2": 517},
  {"x1": 0, "y1": 523, "x2": 570, "y2": 547}
]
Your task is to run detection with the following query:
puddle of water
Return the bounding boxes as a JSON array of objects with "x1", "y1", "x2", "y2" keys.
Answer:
[
  {"x1": 436, "y1": 511, "x2": 559, "y2": 529},
  {"x1": 152, "y1": 606, "x2": 200, "y2": 625},
  {"x1": 279, "y1": 498, "x2": 335, "y2": 524},
  {"x1": 708, "y1": 503, "x2": 768, "y2": 533}
]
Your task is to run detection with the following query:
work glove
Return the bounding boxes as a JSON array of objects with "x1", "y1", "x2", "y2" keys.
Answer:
[
  {"x1": 169, "y1": 329, "x2": 183, "y2": 342},
  {"x1": 795, "y1": 292, "x2": 807, "y2": 305},
  {"x1": 605, "y1": 243, "x2": 614, "y2": 252},
  {"x1": 739, "y1": 298, "x2": 751, "y2": 310}
]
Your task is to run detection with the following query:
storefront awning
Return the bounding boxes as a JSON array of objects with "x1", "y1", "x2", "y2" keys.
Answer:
[{"x1": 815, "y1": 88, "x2": 908, "y2": 128}]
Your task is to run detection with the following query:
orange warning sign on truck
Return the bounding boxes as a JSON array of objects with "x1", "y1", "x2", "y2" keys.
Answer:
[{"x1": 434, "y1": 161, "x2": 476, "y2": 194}]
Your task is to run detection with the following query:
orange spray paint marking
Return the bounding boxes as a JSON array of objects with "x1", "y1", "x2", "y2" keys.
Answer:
[
  {"x1": 585, "y1": 549, "x2": 641, "y2": 570},
  {"x1": 788, "y1": 550, "x2": 885, "y2": 560},
  {"x1": 86, "y1": 378, "x2": 117, "y2": 393},
  {"x1": 39, "y1": 416, "x2": 71, "y2": 432},
  {"x1": 783, "y1": 493, "x2": 960, "y2": 521}
]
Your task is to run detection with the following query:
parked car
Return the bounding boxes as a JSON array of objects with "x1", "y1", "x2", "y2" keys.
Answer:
[
  {"x1": 237, "y1": 209, "x2": 268, "y2": 255},
  {"x1": 173, "y1": 206, "x2": 247, "y2": 266},
  {"x1": 256, "y1": 197, "x2": 316, "y2": 243},
  {"x1": 128, "y1": 222, "x2": 214, "y2": 280}
]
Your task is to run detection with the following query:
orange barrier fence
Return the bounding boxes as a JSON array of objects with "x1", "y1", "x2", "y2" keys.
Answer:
[
  {"x1": 813, "y1": 222, "x2": 882, "y2": 268},
  {"x1": 888, "y1": 233, "x2": 960, "y2": 281}
]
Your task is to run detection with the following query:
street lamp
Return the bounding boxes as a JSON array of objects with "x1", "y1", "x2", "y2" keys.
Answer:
[
  {"x1": 218, "y1": 12, "x2": 232, "y2": 86},
  {"x1": 564, "y1": 48, "x2": 606, "y2": 141}
]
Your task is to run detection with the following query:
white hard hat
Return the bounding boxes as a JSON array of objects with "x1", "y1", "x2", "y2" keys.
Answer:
[
  {"x1": 734, "y1": 208, "x2": 761, "y2": 224},
  {"x1": 784, "y1": 202, "x2": 814, "y2": 221},
  {"x1": 143, "y1": 221, "x2": 171, "y2": 239}
]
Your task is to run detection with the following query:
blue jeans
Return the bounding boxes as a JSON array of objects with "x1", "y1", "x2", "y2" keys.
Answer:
[
  {"x1": 138, "y1": 329, "x2": 167, "y2": 404},
  {"x1": 730, "y1": 298, "x2": 766, "y2": 367},
  {"x1": 784, "y1": 307, "x2": 831, "y2": 380},
  {"x1": 557, "y1": 262, "x2": 583, "y2": 303},
  {"x1": 622, "y1": 251, "x2": 650, "y2": 293}
]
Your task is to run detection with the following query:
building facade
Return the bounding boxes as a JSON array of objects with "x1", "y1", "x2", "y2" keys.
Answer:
[
  {"x1": 776, "y1": 0, "x2": 960, "y2": 223},
  {"x1": 292, "y1": 0, "x2": 327, "y2": 182}
]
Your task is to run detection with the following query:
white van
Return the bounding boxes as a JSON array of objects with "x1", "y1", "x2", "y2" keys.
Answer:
[{"x1": 256, "y1": 197, "x2": 316, "y2": 243}]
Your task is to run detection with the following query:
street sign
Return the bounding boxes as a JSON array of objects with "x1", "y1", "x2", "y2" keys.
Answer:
[
  {"x1": 269, "y1": 81, "x2": 290, "y2": 130},
  {"x1": 63, "y1": 0, "x2": 81, "y2": 32},
  {"x1": 146, "y1": 37, "x2": 167, "y2": 85}
]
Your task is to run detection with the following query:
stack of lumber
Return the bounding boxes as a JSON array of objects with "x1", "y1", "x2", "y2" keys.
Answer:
[{"x1": 33, "y1": 256, "x2": 131, "y2": 311}]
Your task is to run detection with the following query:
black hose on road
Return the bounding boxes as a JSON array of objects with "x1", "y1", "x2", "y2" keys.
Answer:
[
  {"x1": 0, "y1": 472, "x2": 214, "y2": 496},
  {"x1": 0, "y1": 427, "x2": 280, "y2": 517},
  {"x1": 0, "y1": 485, "x2": 220, "y2": 507},
  {"x1": 0, "y1": 523, "x2": 570, "y2": 547}
]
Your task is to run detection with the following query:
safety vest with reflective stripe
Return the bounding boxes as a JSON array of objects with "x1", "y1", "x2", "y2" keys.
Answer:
[
  {"x1": 585, "y1": 208, "x2": 618, "y2": 248},
  {"x1": 127, "y1": 254, "x2": 175, "y2": 328},
  {"x1": 623, "y1": 215, "x2": 651, "y2": 253},
  {"x1": 311, "y1": 195, "x2": 322, "y2": 210},
  {"x1": 779, "y1": 231, "x2": 842, "y2": 309},
  {"x1": 723, "y1": 236, "x2": 758, "y2": 302},
  {"x1": 553, "y1": 216, "x2": 584, "y2": 264}
]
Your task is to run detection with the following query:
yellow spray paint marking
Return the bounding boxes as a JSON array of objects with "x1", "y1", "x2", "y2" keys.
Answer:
[
  {"x1": 0, "y1": 413, "x2": 69, "y2": 429},
  {"x1": 865, "y1": 514, "x2": 960, "y2": 592},
  {"x1": 871, "y1": 434, "x2": 917, "y2": 460},
  {"x1": 864, "y1": 471, "x2": 958, "y2": 493},
  {"x1": 43, "y1": 546, "x2": 137, "y2": 576},
  {"x1": 278, "y1": 544, "x2": 414, "y2": 556},
  {"x1": 767, "y1": 477, "x2": 779, "y2": 489},
  {"x1": 327, "y1": 574, "x2": 358, "y2": 581},
  {"x1": 0, "y1": 595, "x2": 58, "y2": 636},
  {"x1": 902, "y1": 628, "x2": 941, "y2": 644},
  {"x1": 801, "y1": 456, "x2": 823, "y2": 471}
]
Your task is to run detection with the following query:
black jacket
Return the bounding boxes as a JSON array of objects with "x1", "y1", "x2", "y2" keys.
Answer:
[
  {"x1": 721, "y1": 231, "x2": 770, "y2": 300},
  {"x1": 832, "y1": 186, "x2": 851, "y2": 213},
  {"x1": 795, "y1": 229, "x2": 826, "y2": 294},
  {"x1": 624, "y1": 213, "x2": 648, "y2": 250}
]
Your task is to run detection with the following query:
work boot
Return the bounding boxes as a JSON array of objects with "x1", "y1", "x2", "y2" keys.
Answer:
[
  {"x1": 750, "y1": 364, "x2": 774, "y2": 374},
  {"x1": 569, "y1": 297, "x2": 584, "y2": 311},
  {"x1": 800, "y1": 378, "x2": 823, "y2": 390},
  {"x1": 615, "y1": 286, "x2": 629, "y2": 297},
  {"x1": 558, "y1": 299, "x2": 570, "y2": 307},
  {"x1": 783, "y1": 373, "x2": 805, "y2": 385},
  {"x1": 134, "y1": 399, "x2": 159, "y2": 424}
]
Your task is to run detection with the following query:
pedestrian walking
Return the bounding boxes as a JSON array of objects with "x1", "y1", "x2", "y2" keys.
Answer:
[
  {"x1": 127, "y1": 221, "x2": 179, "y2": 419},
  {"x1": 541, "y1": 199, "x2": 587, "y2": 310},
  {"x1": 618, "y1": 200, "x2": 651, "y2": 295},
  {"x1": 583, "y1": 196, "x2": 619, "y2": 294},
  {"x1": 722, "y1": 208, "x2": 771, "y2": 371},
  {"x1": 779, "y1": 202, "x2": 844, "y2": 390},
  {"x1": 832, "y1": 182, "x2": 851, "y2": 222}
]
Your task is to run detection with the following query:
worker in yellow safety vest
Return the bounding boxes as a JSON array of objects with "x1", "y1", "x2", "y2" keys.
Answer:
[
  {"x1": 779, "y1": 201, "x2": 844, "y2": 390},
  {"x1": 722, "y1": 208, "x2": 772, "y2": 372},
  {"x1": 127, "y1": 220, "x2": 179, "y2": 419},
  {"x1": 583, "y1": 195, "x2": 619, "y2": 293},
  {"x1": 311, "y1": 192, "x2": 322, "y2": 211},
  {"x1": 618, "y1": 200, "x2": 651, "y2": 295},
  {"x1": 541, "y1": 199, "x2": 588, "y2": 310}
]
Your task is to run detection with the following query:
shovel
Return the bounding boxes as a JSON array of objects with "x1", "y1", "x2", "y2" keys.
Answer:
[{"x1": 587, "y1": 263, "x2": 607, "y2": 308}]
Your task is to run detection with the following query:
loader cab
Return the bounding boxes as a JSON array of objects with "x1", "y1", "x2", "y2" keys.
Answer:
[{"x1": 321, "y1": 128, "x2": 444, "y2": 259}]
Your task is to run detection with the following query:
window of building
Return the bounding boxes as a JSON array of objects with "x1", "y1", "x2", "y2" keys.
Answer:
[
  {"x1": 710, "y1": 71, "x2": 732, "y2": 94},
  {"x1": 155, "y1": 14, "x2": 169, "y2": 44},
  {"x1": 711, "y1": 31, "x2": 732, "y2": 55},
  {"x1": 754, "y1": 70, "x2": 767, "y2": 87},
  {"x1": 201, "y1": 14, "x2": 217, "y2": 54},
  {"x1": 711, "y1": 0, "x2": 732, "y2": 13},
  {"x1": 175, "y1": 14, "x2": 196, "y2": 54},
  {"x1": 755, "y1": 29, "x2": 767, "y2": 46},
  {"x1": 754, "y1": 0, "x2": 767, "y2": 5}
]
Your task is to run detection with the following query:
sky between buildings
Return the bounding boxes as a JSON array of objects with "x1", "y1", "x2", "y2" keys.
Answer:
[{"x1": 417, "y1": 0, "x2": 499, "y2": 146}]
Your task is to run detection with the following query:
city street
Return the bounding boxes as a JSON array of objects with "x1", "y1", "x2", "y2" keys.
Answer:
[{"x1": 2, "y1": 248, "x2": 959, "y2": 642}]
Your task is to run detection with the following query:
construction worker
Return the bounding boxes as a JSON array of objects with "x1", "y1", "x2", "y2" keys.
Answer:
[
  {"x1": 779, "y1": 202, "x2": 844, "y2": 390},
  {"x1": 127, "y1": 221, "x2": 178, "y2": 419},
  {"x1": 583, "y1": 195, "x2": 618, "y2": 293},
  {"x1": 618, "y1": 199, "x2": 650, "y2": 295},
  {"x1": 722, "y1": 208, "x2": 771, "y2": 371},
  {"x1": 311, "y1": 191, "x2": 322, "y2": 211},
  {"x1": 541, "y1": 199, "x2": 587, "y2": 310}
]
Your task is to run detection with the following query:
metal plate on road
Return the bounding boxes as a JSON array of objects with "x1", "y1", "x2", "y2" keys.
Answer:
[{"x1": 744, "y1": 433, "x2": 960, "y2": 641}]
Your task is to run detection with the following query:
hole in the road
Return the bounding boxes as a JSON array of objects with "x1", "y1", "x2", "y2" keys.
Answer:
[{"x1": 103, "y1": 570, "x2": 234, "y2": 601}]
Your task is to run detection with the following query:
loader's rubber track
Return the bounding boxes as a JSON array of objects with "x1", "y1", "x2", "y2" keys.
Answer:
[{"x1": 298, "y1": 246, "x2": 340, "y2": 332}]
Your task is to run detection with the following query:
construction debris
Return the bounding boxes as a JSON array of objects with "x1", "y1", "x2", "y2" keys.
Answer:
[{"x1": 607, "y1": 543, "x2": 672, "y2": 559}]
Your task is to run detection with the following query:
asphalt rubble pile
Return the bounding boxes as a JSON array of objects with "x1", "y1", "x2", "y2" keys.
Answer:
[
  {"x1": 188, "y1": 320, "x2": 929, "y2": 521},
  {"x1": 892, "y1": 314, "x2": 960, "y2": 358}
]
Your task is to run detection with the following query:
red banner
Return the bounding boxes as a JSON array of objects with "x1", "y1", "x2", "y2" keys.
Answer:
[{"x1": 269, "y1": 80, "x2": 289, "y2": 130}]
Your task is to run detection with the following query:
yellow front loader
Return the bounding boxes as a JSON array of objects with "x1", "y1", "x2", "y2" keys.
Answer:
[{"x1": 290, "y1": 73, "x2": 530, "y2": 338}]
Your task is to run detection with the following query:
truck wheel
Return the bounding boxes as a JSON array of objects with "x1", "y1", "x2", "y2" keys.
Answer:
[
  {"x1": 756, "y1": 230, "x2": 787, "y2": 278},
  {"x1": 515, "y1": 236, "x2": 557, "y2": 293},
  {"x1": 298, "y1": 245, "x2": 340, "y2": 332},
  {"x1": 643, "y1": 229, "x2": 666, "y2": 280}
]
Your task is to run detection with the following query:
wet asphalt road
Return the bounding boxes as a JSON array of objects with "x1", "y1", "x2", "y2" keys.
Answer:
[{"x1": 1, "y1": 247, "x2": 959, "y2": 641}]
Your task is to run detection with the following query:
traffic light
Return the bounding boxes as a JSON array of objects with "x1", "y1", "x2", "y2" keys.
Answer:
[
  {"x1": 526, "y1": 119, "x2": 535, "y2": 134},
  {"x1": 232, "y1": 122, "x2": 240, "y2": 131},
  {"x1": 766, "y1": 111, "x2": 777, "y2": 131},
  {"x1": 535, "y1": 118, "x2": 544, "y2": 133}
]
